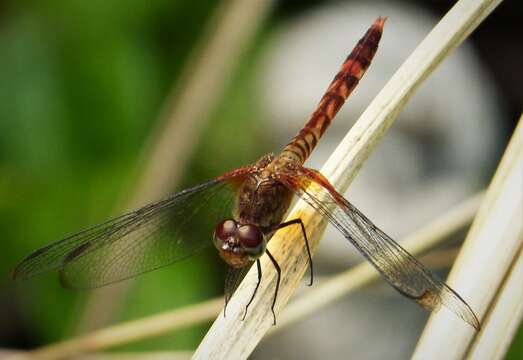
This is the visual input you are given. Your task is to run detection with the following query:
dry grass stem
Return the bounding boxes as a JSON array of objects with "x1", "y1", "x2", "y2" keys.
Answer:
[
  {"x1": 19, "y1": 0, "x2": 503, "y2": 357},
  {"x1": 12, "y1": 299, "x2": 222, "y2": 360},
  {"x1": 467, "y1": 244, "x2": 523, "y2": 359},
  {"x1": 77, "y1": 0, "x2": 275, "y2": 332},
  {"x1": 3, "y1": 351, "x2": 194, "y2": 360},
  {"x1": 12, "y1": 192, "x2": 480, "y2": 360},
  {"x1": 78, "y1": 351, "x2": 193, "y2": 360},
  {"x1": 6, "y1": 190, "x2": 481, "y2": 359},
  {"x1": 193, "y1": 1, "x2": 501, "y2": 358},
  {"x1": 413, "y1": 114, "x2": 523, "y2": 359}
]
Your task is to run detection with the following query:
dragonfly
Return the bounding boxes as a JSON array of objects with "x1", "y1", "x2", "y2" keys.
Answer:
[{"x1": 13, "y1": 17, "x2": 480, "y2": 330}]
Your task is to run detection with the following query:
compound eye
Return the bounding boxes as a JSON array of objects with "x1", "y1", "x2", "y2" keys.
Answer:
[
  {"x1": 214, "y1": 219, "x2": 237, "y2": 241},
  {"x1": 238, "y1": 225, "x2": 265, "y2": 255}
]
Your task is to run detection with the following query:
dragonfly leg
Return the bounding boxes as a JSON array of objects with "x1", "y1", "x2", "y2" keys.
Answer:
[
  {"x1": 276, "y1": 219, "x2": 313, "y2": 286},
  {"x1": 265, "y1": 249, "x2": 281, "y2": 325},
  {"x1": 242, "y1": 259, "x2": 262, "y2": 321},
  {"x1": 224, "y1": 297, "x2": 228, "y2": 319}
]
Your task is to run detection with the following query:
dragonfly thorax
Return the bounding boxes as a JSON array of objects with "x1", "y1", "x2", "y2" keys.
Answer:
[{"x1": 233, "y1": 157, "x2": 294, "y2": 234}]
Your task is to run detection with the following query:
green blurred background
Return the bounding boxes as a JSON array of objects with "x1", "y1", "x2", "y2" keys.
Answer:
[
  {"x1": 0, "y1": 0, "x2": 521, "y2": 357},
  {"x1": 0, "y1": 0, "x2": 265, "y2": 352}
]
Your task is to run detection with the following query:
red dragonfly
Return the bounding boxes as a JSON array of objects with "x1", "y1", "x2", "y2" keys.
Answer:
[{"x1": 13, "y1": 18, "x2": 479, "y2": 330}]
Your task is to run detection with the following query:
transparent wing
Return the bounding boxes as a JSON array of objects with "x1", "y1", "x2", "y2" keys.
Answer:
[
  {"x1": 14, "y1": 168, "x2": 255, "y2": 289},
  {"x1": 278, "y1": 166, "x2": 480, "y2": 330},
  {"x1": 224, "y1": 262, "x2": 254, "y2": 308}
]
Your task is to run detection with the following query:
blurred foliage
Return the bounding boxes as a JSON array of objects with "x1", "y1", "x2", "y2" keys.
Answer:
[
  {"x1": 0, "y1": 0, "x2": 268, "y2": 351},
  {"x1": 507, "y1": 327, "x2": 523, "y2": 360}
]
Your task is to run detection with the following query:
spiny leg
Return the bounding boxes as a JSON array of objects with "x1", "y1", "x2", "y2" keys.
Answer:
[
  {"x1": 276, "y1": 219, "x2": 313, "y2": 286},
  {"x1": 242, "y1": 259, "x2": 262, "y2": 321},
  {"x1": 265, "y1": 249, "x2": 281, "y2": 325}
]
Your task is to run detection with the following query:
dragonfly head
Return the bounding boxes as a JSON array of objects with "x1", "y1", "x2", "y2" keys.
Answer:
[{"x1": 213, "y1": 219, "x2": 267, "y2": 268}]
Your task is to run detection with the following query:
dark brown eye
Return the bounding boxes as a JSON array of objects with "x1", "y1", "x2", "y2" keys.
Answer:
[
  {"x1": 238, "y1": 225, "x2": 265, "y2": 255},
  {"x1": 214, "y1": 219, "x2": 237, "y2": 241}
]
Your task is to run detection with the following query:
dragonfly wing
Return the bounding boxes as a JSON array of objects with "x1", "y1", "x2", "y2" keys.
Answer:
[
  {"x1": 14, "y1": 167, "x2": 256, "y2": 289},
  {"x1": 224, "y1": 262, "x2": 254, "y2": 308},
  {"x1": 278, "y1": 166, "x2": 480, "y2": 330}
]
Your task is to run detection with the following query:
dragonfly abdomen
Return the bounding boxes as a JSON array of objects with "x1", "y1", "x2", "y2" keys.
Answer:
[{"x1": 280, "y1": 17, "x2": 385, "y2": 164}]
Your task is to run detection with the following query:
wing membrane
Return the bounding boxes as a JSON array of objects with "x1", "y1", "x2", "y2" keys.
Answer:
[
  {"x1": 14, "y1": 169, "x2": 254, "y2": 289},
  {"x1": 224, "y1": 262, "x2": 254, "y2": 308},
  {"x1": 278, "y1": 166, "x2": 480, "y2": 330}
]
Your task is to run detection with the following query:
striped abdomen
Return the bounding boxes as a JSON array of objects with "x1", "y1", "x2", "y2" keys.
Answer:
[{"x1": 279, "y1": 17, "x2": 385, "y2": 164}]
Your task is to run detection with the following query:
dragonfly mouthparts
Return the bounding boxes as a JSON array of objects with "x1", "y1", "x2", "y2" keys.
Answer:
[{"x1": 218, "y1": 246, "x2": 251, "y2": 269}]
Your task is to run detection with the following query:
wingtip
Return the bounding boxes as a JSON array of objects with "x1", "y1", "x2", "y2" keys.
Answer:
[
  {"x1": 458, "y1": 294, "x2": 481, "y2": 332},
  {"x1": 453, "y1": 298, "x2": 482, "y2": 331},
  {"x1": 470, "y1": 312, "x2": 482, "y2": 332}
]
